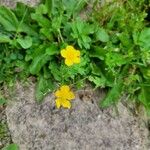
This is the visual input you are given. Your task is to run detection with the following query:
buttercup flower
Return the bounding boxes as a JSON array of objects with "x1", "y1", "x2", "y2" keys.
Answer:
[
  {"x1": 61, "y1": 45, "x2": 80, "y2": 66},
  {"x1": 54, "y1": 85, "x2": 75, "y2": 109}
]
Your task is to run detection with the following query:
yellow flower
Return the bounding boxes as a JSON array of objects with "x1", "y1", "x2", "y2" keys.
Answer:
[
  {"x1": 54, "y1": 85, "x2": 75, "y2": 109},
  {"x1": 61, "y1": 45, "x2": 80, "y2": 66}
]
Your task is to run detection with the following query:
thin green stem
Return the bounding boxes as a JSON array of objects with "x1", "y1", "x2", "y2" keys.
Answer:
[
  {"x1": 13, "y1": 7, "x2": 28, "y2": 39},
  {"x1": 58, "y1": 29, "x2": 64, "y2": 43},
  {"x1": 70, "y1": 76, "x2": 88, "y2": 87}
]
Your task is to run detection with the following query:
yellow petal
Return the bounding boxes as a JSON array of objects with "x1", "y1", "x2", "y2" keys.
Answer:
[
  {"x1": 61, "y1": 49, "x2": 67, "y2": 58},
  {"x1": 66, "y1": 45, "x2": 75, "y2": 51},
  {"x1": 73, "y1": 57, "x2": 80, "y2": 64},
  {"x1": 65, "y1": 59, "x2": 73, "y2": 66},
  {"x1": 55, "y1": 90, "x2": 61, "y2": 97},
  {"x1": 55, "y1": 98, "x2": 61, "y2": 108},
  {"x1": 66, "y1": 91, "x2": 75, "y2": 100},
  {"x1": 60, "y1": 85, "x2": 70, "y2": 92},
  {"x1": 61, "y1": 99, "x2": 71, "y2": 109},
  {"x1": 75, "y1": 50, "x2": 80, "y2": 57}
]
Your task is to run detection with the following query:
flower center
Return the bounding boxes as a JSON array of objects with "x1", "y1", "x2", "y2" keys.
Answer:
[{"x1": 67, "y1": 52, "x2": 75, "y2": 60}]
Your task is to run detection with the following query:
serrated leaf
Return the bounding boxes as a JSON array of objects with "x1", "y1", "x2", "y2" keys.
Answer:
[
  {"x1": 138, "y1": 28, "x2": 150, "y2": 50},
  {"x1": 105, "y1": 52, "x2": 126, "y2": 68},
  {"x1": 71, "y1": 19, "x2": 93, "y2": 49},
  {"x1": 17, "y1": 36, "x2": 32, "y2": 49},
  {"x1": 89, "y1": 76, "x2": 106, "y2": 88},
  {"x1": 118, "y1": 32, "x2": 132, "y2": 48},
  {"x1": 36, "y1": 4, "x2": 48, "y2": 14}
]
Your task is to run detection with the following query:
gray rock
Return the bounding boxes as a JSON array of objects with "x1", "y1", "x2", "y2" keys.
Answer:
[
  {"x1": 6, "y1": 82, "x2": 149, "y2": 150},
  {"x1": 0, "y1": 0, "x2": 40, "y2": 7}
]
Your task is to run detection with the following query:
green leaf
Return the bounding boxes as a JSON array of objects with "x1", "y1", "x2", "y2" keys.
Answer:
[
  {"x1": 118, "y1": 32, "x2": 132, "y2": 48},
  {"x1": 139, "y1": 86, "x2": 150, "y2": 114},
  {"x1": 0, "y1": 98, "x2": 6, "y2": 105},
  {"x1": 100, "y1": 80, "x2": 123, "y2": 108},
  {"x1": 31, "y1": 13, "x2": 51, "y2": 28},
  {"x1": 35, "y1": 76, "x2": 54, "y2": 102},
  {"x1": 45, "y1": 0, "x2": 53, "y2": 16},
  {"x1": 105, "y1": 52, "x2": 126, "y2": 68},
  {"x1": 89, "y1": 76, "x2": 106, "y2": 88},
  {"x1": 2, "y1": 144, "x2": 19, "y2": 150},
  {"x1": 0, "y1": 33, "x2": 11, "y2": 43},
  {"x1": 18, "y1": 23, "x2": 38, "y2": 36},
  {"x1": 89, "y1": 63, "x2": 112, "y2": 87},
  {"x1": 45, "y1": 44, "x2": 58, "y2": 55},
  {"x1": 49, "y1": 62, "x2": 62, "y2": 81},
  {"x1": 89, "y1": 47, "x2": 106, "y2": 60},
  {"x1": 17, "y1": 36, "x2": 32, "y2": 49},
  {"x1": 62, "y1": 0, "x2": 86, "y2": 17},
  {"x1": 140, "y1": 67, "x2": 150, "y2": 80},
  {"x1": 71, "y1": 19, "x2": 94, "y2": 49},
  {"x1": 36, "y1": 4, "x2": 48, "y2": 15},
  {"x1": 31, "y1": 4, "x2": 51, "y2": 28},
  {"x1": 95, "y1": 28, "x2": 109, "y2": 42},
  {"x1": 29, "y1": 54, "x2": 50, "y2": 75},
  {"x1": 138, "y1": 28, "x2": 150, "y2": 50},
  {"x1": 14, "y1": 2, "x2": 34, "y2": 21},
  {"x1": 100, "y1": 65, "x2": 129, "y2": 107},
  {"x1": 0, "y1": 6, "x2": 18, "y2": 31}
]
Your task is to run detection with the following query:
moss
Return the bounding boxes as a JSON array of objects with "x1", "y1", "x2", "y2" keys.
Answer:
[
  {"x1": 0, "y1": 122, "x2": 8, "y2": 140},
  {"x1": 0, "y1": 114, "x2": 11, "y2": 148}
]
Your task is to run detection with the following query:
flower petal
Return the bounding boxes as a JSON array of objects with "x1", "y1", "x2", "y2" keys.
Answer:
[
  {"x1": 66, "y1": 45, "x2": 74, "y2": 51},
  {"x1": 75, "y1": 50, "x2": 80, "y2": 57},
  {"x1": 60, "y1": 85, "x2": 70, "y2": 92},
  {"x1": 73, "y1": 57, "x2": 80, "y2": 64},
  {"x1": 61, "y1": 99, "x2": 71, "y2": 109},
  {"x1": 55, "y1": 90, "x2": 61, "y2": 97},
  {"x1": 61, "y1": 49, "x2": 67, "y2": 58},
  {"x1": 55, "y1": 98, "x2": 61, "y2": 108},
  {"x1": 65, "y1": 59, "x2": 73, "y2": 66},
  {"x1": 66, "y1": 91, "x2": 75, "y2": 100}
]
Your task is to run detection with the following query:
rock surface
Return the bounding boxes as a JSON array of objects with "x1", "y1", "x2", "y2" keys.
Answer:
[
  {"x1": 5, "y1": 82, "x2": 149, "y2": 150},
  {"x1": 0, "y1": 0, "x2": 40, "y2": 7}
]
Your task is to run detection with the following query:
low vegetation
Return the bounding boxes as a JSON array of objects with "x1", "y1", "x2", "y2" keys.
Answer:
[{"x1": 0, "y1": 0, "x2": 150, "y2": 113}]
